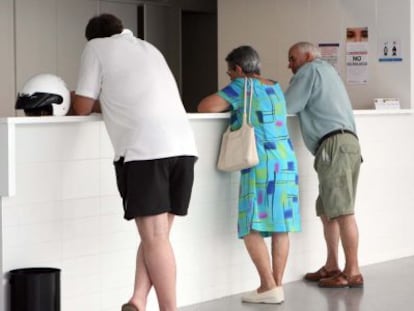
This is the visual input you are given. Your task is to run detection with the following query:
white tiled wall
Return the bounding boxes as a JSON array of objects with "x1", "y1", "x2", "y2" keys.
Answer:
[
  {"x1": 2, "y1": 113, "x2": 414, "y2": 310},
  {"x1": 0, "y1": 119, "x2": 137, "y2": 311}
]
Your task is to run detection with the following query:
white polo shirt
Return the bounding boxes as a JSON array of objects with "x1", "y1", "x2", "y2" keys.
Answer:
[{"x1": 76, "y1": 29, "x2": 198, "y2": 162}]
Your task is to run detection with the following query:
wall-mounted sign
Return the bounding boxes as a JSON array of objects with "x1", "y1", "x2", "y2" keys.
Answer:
[
  {"x1": 378, "y1": 39, "x2": 402, "y2": 62},
  {"x1": 346, "y1": 27, "x2": 369, "y2": 84},
  {"x1": 318, "y1": 43, "x2": 340, "y2": 71}
]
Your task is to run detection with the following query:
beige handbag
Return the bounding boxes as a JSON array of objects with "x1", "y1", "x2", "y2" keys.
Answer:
[{"x1": 217, "y1": 78, "x2": 259, "y2": 172}]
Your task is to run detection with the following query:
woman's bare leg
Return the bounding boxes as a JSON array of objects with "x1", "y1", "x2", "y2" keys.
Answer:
[
  {"x1": 271, "y1": 233, "x2": 289, "y2": 286},
  {"x1": 243, "y1": 231, "x2": 276, "y2": 292}
]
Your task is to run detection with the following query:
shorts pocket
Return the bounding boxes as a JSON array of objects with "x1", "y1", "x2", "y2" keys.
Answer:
[
  {"x1": 339, "y1": 144, "x2": 359, "y2": 154},
  {"x1": 340, "y1": 143, "x2": 363, "y2": 163},
  {"x1": 319, "y1": 171, "x2": 353, "y2": 218}
]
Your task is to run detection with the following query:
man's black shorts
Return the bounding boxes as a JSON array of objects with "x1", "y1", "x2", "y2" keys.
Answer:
[{"x1": 114, "y1": 156, "x2": 196, "y2": 220}]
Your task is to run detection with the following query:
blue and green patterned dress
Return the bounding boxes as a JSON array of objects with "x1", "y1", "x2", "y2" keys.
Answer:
[{"x1": 218, "y1": 78, "x2": 301, "y2": 238}]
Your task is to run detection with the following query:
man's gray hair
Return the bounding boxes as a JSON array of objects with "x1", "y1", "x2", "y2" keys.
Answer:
[{"x1": 291, "y1": 42, "x2": 321, "y2": 58}]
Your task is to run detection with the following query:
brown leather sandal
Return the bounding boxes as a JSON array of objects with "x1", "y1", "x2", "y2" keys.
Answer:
[
  {"x1": 121, "y1": 303, "x2": 139, "y2": 311},
  {"x1": 318, "y1": 272, "x2": 364, "y2": 288},
  {"x1": 304, "y1": 266, "x2": 341, "y2": 282}
]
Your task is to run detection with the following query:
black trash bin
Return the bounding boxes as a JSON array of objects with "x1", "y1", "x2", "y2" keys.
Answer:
[{"x1": 8, "y1": 267, "x2": 60, "y2": 311}]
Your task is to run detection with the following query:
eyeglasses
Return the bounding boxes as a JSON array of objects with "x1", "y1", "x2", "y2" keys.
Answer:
[{"x1": 227, "y1": 66, "x2": 239, "y2": 78}]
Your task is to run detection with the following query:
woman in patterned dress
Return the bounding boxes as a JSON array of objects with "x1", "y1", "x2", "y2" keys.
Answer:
[{"x1": 198, "y1": 46, "x2": 301, "y2": 304}]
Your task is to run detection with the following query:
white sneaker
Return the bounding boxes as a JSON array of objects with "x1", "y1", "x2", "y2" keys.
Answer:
[{"x1": 241, "y1": 286, "x2": 284, "y2": 304}]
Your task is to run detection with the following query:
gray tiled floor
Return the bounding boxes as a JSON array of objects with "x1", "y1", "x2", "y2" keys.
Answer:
[{"x1": 179, "y1": 256, "x2": 414, "y2": 311}]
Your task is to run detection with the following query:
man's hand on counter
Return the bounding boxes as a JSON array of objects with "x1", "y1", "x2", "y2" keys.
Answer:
[{"x1": 68, "y1": 91, "x2": 101, "y2": 116}]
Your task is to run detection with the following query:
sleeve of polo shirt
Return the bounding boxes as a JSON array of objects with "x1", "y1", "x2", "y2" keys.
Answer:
[
  {"x1": 75, "y1": 44, "x2": 102, "y2": 100},
  {"x1": 284, "y1": 65, "x2": 315, "y2": 114}
]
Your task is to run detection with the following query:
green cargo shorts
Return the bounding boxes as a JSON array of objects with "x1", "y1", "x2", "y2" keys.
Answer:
[{"x1": 314, "y1": 133, "x2": 361, "y2": 219}]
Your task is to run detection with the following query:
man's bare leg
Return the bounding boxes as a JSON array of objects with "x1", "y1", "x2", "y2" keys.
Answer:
[
  {"x1": 337, "y1": 214, "x2": 361, "y2": 276},
  {"x1": 136, "y1": 213, "x2": 177, "y2": 311},
  {"x1": 320, "y1": 215, "x2": 340, "y2": 271}
]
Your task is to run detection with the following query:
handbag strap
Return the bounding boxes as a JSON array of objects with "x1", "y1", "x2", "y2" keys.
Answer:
[{"x1": 243, "y1": 78, "x2": 254, "y2": 125}]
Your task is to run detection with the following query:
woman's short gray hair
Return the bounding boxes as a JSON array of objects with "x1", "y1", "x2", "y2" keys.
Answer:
[
  {"x1": 225, "y1": 45, "x2": 261, "y2": 75},
  {"x1": 291, "y1": 42, "x2": 321, "y2": 58}
]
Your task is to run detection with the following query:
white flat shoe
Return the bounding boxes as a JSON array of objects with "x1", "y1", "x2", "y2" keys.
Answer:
[{"x1": 241, "y1": 286, "x2": 284, "y2": 304}]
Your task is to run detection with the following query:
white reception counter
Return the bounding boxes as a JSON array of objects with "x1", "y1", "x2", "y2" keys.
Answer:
[{"x1": 1, "y1": 110, "x2": 414, "y2": 310}]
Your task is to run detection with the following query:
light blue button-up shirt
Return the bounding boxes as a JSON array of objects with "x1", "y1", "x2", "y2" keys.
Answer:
[{"x1": 285, "y1": 59, "x2": 356, "y2": 154}]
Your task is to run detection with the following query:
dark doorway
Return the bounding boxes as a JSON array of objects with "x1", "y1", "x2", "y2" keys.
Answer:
[{"x1": 181, "y1": 11, "x2": 217, "y2": 112}]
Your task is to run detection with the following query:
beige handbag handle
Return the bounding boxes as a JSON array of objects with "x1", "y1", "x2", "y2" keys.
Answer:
[{"x1": 243, "y1": 78, "x2": 254, "y2": 126}]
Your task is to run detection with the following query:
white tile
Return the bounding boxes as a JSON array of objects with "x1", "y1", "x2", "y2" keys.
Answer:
[
  {"x1": 100, "y1": 231, "x2": 137, "y2": 253},
  {"x1": 100, "y1": 266, "x2": 133, "y2": 290},
  {"x1": 2, "y1": 203, "x2": 21, "y2": 227},
  {"x1": 63, "y1": 274, "x2": 101, "y2": 297},
  {"x1": 14, "y1": 123, "x2": 100, "y2": 164},
  {"x1": 99, "y1": 124, "x2": 114, "y2": 158},
  {"x1": 100, "y1": 285, "x2": 137, "y2": 311},
  {"x1": 9, "y1": 162, "x2": 62, "y2": 205},
  {"x1": 61, "y1": 197, "x2": 100, "y2": 220},
  {"x1": 61, "y1": 160, "x2": 100, "y2": 199},
  {"x1": 3, "y1": 241, "x2": 62, "y2": 271},
  {"x1": 15, "y1": 125, "x2": 64, "y2": 163},
  {"x1": 60, "y1": 122, "x2": 101, "y2": 161},
  {"x1": 62, "y1": 236, "x2": 100, "y2": 259},
  {"x1": 20, "y1": 221, "x2": 63, "y2": 245},
  {"x1": 61, "y1": 255, "x2": 100, "y2": 279},
  {"x1": 100, "y1": 195, "x2": 123, "y2": 216},
  {"x1": 19, "y1": 201, "x2": 62, "y2": 225},
  {"x1": 3, "y1": 226, "x2": 23, "y2": 248},
  {"x1": 100, "y1": 214, "x2": 132, "y2": 235},
  {"x1": 63, "y1": 217, "x2": 100, "y2": 240},
  {"x1": 62, "y1": 293, "x2": 100, "y2": 311},
  {"x1": 99, "y1": 159, "x2": 117, "y2": 196}
]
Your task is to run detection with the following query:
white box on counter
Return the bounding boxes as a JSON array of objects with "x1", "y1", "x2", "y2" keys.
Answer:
[{"x1": 374, "y1": 98, "x2": 400, "y2": 110}]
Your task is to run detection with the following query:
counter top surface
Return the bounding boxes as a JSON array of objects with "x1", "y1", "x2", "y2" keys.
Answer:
[{"x1": 0, "y1": 109, "x2": 412, "y2": 125}]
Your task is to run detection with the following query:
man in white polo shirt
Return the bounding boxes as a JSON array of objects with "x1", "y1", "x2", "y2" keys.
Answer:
[{"x1": 71, "y1": 13, "x2": 198, "y2": 311}]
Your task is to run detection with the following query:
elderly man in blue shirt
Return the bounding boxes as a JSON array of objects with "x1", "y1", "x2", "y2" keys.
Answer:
[{"x1": 285, "y1": 41, "x2": 364, "y2": 288}]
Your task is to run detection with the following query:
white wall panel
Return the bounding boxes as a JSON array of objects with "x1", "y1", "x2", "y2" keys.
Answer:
[
  {"x1": 217, "y1": 0, "x2": 249, "y2": 88},
  {"x1": 14, "y1": 0, "x2": 98, "y2": 110},
  {"x1": 98, "y1": 0, "x2": 138, "y2": 34},
  {"x1": 15, "y1": 0, "x2": 58, "y2": 91},
  {"x1": 0, "y1": 0, "x2": 16, "y2": 117},
  {"x1": 375, "y1": 0, "x2": 411, "y2": 108},
  {"x1": 308, "y1": 0, "x2": 343, "y2": 77},
  {"x1": 219, "y1": 0, "x2": 411, "y2": 109},
  {"x1": 57, "y1": 0, "x2": 98, "y2": 90}
]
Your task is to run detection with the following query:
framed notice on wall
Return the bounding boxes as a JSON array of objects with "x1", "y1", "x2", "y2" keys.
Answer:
[
  {"x1": 346, "y1": 27, "x2": 369, "y2": 84},
  {"x1": 318, "y1": 43, "x2": 340, "y2": 71}
]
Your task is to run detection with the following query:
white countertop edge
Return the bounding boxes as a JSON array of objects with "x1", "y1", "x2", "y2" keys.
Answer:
[
  {"x1": 352, "y1": 108, "x2": 414, "y2": 115},
  {"x1": 0, "y1": 109, "x2": 412, "y2": 124},
  {"x1": 187, "y1": 112, "x2": 230, "y2": 119},
  {"x1": 0, "y1": 114, "x2": 102, "y2": 124},
  {"x1": 191, "y1": 109, "x2": 414, "y2": 118},
  {"x1": 0, "y1": 113, "x2": 231, "y2": 124}
]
